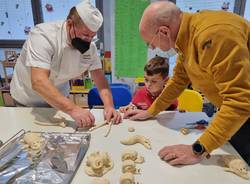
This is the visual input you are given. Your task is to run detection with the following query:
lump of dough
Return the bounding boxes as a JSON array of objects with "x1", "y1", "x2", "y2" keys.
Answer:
[
  {"x1": 85, "y1": 151, "x2": 113, "y2": 177},
  {"x1": 121, "y1": 149, "x2": 144, "y2": 164},
  {"x1": 120, "y1": 135, "x2": 151, "y2": 149},
  {"x1": 219, "y1": 155, "x2": 249, "y2": 180},
  {"x1": 23, "y1": 132, "x2": 44, "y2": 150},
  {"x1": 128, "y1": 127, "x2": 135, "y2": 132},
  {"x1": 120, "y1": 172, "x2": 136, "y2": 184},
  {"x1": 122, "y1": 160, "x2": 140, "y2": 174}
]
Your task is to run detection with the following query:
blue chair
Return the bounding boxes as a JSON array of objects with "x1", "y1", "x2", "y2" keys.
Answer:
[
  {"x1": 109, "y1": 83, "x2": 131, "y2": 89},
  {"x1": 88, "y1": 83, "x2": 132, "y2": 109},
  {"x1": 0, "y1": 75, "x2": 3, "y2": 87}
]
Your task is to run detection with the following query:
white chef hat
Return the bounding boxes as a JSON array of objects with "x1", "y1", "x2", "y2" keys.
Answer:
[{"x1": 75, "y1": 0, "x2": 103, "y2": 32}]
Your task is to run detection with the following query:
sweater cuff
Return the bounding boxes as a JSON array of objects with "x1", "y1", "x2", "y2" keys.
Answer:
[
  {"x1": 147, "y1": 105, "x2": 160, "y2": 116},
  {"x1": 198, "y1": 131, "x2": 224, "y2": 153}
]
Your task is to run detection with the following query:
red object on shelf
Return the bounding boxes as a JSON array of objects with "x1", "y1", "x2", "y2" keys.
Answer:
[
  {"x1": 104, "y1": 51, "x2": 111, "y2": 58},
  {"x1": 103, "y1": 51, "x2": 112, "y2": 73}
]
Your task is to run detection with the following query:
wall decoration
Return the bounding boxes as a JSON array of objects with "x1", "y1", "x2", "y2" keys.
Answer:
[
  {"x1": 221, "y1": 2, "x2": 230, "y2": 11},
  {"x1": 45, "y1": 3, "x2": 54, "y2": 12},
  {"x1": 176, "y1": 0, "x2": 235, "y2": 13},
  {"x1": 24, "y1": 26, "x2": 31, "y2": 35}
]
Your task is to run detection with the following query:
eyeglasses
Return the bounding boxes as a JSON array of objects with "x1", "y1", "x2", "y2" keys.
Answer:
[
  {"x1": 146, "y1": 30, "x2": 159, "y2": 49},
  {"x1": 146, "y1": 34, "x2": 157, "y2": 49}
]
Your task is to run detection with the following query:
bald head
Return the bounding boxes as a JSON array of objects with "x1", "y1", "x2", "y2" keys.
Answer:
[{"x1": 139, "y1": 1, "x2": 181, "y2": 36}]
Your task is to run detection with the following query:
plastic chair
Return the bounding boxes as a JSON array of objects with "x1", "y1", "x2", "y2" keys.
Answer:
[
  {"x1": 177, "y1": 89, "x2": 203, "y2": 112},
  {"x1": 88, "y1": 83, "x2": 132, "y2": 109},
  {"x1": 134, "y1": 77, "x2": 144, "y2": 84}
]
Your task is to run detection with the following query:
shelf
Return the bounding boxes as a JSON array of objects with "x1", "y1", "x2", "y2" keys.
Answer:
[
  {"x1": 70, "y1": 88, "x2": 90, "y2": 94},
  {"x1": 2, "y1": 61, "x2": 16, "y2": 67}
]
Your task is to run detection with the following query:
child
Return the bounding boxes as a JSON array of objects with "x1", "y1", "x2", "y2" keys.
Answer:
[{"x1": 120, "y1": 56, "x2": 178, "y2": 112}]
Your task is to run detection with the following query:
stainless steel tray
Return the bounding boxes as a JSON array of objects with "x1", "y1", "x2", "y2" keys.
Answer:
[{"x1": 0, "y1": 130, "x2": 90, "y2": 184}]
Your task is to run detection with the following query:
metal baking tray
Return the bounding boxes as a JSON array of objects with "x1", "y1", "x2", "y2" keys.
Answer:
[{"x1": 0, "y1": 129, "x2": 90, "y2": 184}]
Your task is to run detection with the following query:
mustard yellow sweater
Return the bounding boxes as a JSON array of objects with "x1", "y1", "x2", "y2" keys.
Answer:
[{"x1": 148, "y1": 10, "x2": 250, "y2": 153}]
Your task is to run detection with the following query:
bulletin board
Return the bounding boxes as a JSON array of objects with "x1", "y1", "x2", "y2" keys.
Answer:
[{"x1": 115, "y1": 0, "x2": 150, "y2": 77}]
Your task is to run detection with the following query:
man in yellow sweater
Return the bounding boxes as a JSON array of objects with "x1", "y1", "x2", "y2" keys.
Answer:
[{"x1": 124, "y1": 1, "x2": 250, "y2": 165}]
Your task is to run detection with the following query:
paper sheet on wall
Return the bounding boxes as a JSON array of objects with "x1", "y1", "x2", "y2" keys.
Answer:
[{"x1": 115, "y1": 0, "x2": 150, "y2": 77}]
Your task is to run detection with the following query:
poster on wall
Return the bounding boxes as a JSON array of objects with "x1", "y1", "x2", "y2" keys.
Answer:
[{"x1": 115, "y1": 0, "x2": 150, "y2": 77}]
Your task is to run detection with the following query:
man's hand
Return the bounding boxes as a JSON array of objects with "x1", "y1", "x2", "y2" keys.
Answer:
[
  {"x1": 90, "y1": 69, "x2": 122, "y2": 124},
  {"x1": 69, "y1": 106, "x2": 95, "y2": 128},
  {"x1": 123, "y1": 109, "x2": 153, "y2": 120},
  {"x1": 158, "y1": 144, "x2": 204, "y2": 166},
  {"x1": 104, "y1": 106, "x2": 122, "y2": 124}
]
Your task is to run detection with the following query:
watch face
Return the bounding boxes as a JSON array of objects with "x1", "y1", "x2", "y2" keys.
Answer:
[{"x1": 193, "y1": 142, "x2": 204, "y2": 154}]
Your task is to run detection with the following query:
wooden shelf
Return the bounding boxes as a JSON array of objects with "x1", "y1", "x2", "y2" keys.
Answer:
[
  {"x1": 2, "y1": 61, "x2": 16, "y2": 67},
  {"x1": 1, "y1": 60, "x2": 16, "y2": 85},
  {"x1": 70, "y1": 88, "x2": 90, "y2": 94}
]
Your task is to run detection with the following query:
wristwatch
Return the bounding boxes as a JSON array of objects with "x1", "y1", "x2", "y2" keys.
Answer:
[{"x1": 192, "y1": 141, "x2": 210, "y2": 158}]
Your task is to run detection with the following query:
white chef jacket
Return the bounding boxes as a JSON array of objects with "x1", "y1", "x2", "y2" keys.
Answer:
[{"x1": 10, "y1": 21, "x2": 102, "y2": 106}]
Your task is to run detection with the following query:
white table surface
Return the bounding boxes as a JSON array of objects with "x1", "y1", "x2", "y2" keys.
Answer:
[{"x1": 0, "y1": 107, "x2": 249, "y2": 184}]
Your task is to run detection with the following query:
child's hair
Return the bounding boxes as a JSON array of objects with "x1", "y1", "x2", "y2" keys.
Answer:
[{"x1": 144, "y1": 56, "x2": 169, "y2": 78}]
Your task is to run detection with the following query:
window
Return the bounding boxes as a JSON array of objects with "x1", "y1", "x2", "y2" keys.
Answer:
[
  {"x1": 176, "y1": 0, "x2": 235, "y2": 12},
  {"x1": 0, "y1": 0, "x2": 100, "y2": 79},
  {"x1": 244, "y1": 0, "x2": 250, "y2": 20},
  {"x1": 41, "y1": 0, "x2": 96, "y2": 22},
  {"x1": 0, "y1": 0, "x2": 34, "y2": 40},
  {"x1": 0, "y1": 0, "x2": 33, "y2": 76}
]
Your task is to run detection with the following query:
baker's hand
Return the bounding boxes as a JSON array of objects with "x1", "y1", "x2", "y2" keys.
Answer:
[
  {"x1": 158, "y1": 144, "x2": 203, "y2": 166},
  {"x1": 104, "y1": 106, "x2": 122, "y2": 124},
  {"x1": 123, "y1": 109, "x2": 153, "y2": 120},
  {"x1": 69, "y1": 106, "x2": 95, "y2": 128}
]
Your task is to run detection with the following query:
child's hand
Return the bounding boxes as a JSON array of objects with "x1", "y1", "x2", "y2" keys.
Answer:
[
  {"x1": 119, "y1": 103, "x2": 137, "y2": 113},
  {"x1": 124, "y1": 109, "x2": 153, "y2": 120},
  {"x1": 119, "y1": 105, "x2": 129, "y2": 113}
]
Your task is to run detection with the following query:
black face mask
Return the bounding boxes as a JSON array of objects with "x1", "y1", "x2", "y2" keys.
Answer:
[{"x1": 71, "y1": 24, "x2": 91, "y2": 54}]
